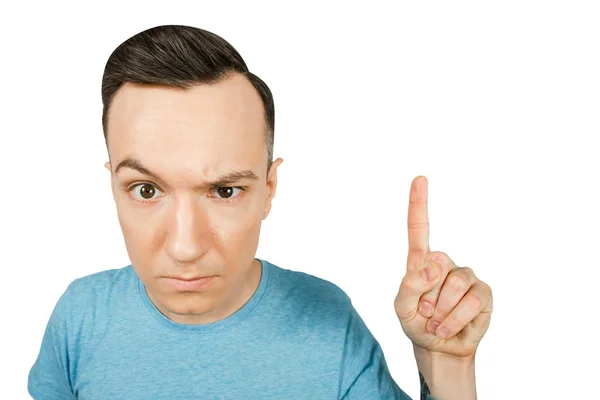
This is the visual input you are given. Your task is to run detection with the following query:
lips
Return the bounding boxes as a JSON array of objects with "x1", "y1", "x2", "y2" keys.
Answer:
[
  {"x1": 161, "y1": 275, "x2": 216, "y2": 291},
  {"x1": 166, "y1": 275, "x2": 214, "y2": 281}
]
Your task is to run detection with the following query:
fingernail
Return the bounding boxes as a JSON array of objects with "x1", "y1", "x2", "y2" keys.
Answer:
[
  {"x1": 420, "y1": 264, "x2": 437, "y2": 282},
  {"x1": 428, "y1": 320, "x2": 440, "y2": 335},
  {"x1": 437, "y1": 326, "x2": 450, "y2": 339},
  {"x1": 419, "y1": 301, "x2": 433, "y2": 317}
]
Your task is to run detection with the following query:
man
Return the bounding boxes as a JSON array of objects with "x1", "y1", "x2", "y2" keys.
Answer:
[{"x1": 28, "y1": 25, "x2": 493, "y2": 399}]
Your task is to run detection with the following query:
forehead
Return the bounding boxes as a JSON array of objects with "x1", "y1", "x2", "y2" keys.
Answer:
[{"x1": 106, "y1": 74, "x2": 267, "y2": 177}]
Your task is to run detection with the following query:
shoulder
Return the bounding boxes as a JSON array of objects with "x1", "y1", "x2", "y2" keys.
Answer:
[
  {"x1": 53, "y1": 265, "x2": 135, "y2": 323},
  {"x1": 264, "y1": 259, "x2": 353, "y2": 326},
  {"x1": 66, "y1": 265, "x2": 134, "y2": 296},
  {"x1": 268, "y1": 259, "x2": 351, "y2": 302}
]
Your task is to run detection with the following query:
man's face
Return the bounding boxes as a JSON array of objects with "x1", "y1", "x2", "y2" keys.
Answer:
[{"x1": 105, "y1": 73, "x2": 282, "y2": 324}]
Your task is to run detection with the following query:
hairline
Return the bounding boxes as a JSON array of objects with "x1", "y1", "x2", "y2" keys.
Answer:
[{"x1": 103, "y1": 75, "x2": 273, "y2": 172}]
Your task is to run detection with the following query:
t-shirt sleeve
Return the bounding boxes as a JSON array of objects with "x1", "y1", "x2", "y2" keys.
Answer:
[
  {"x1": 338, "y1": 303, "x2": 412, "y2": 400},
  {"x1": 28, "y1": 283, "x2": 77, "y2": 399}
]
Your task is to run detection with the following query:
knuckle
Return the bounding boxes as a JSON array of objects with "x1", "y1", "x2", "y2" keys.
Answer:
[
  {"x1": 468, "y1": 294, "x2": 483, "y2": 310},
  {"x1": 443, "y1": 317, "x2": 460, "y2": 331},
  {"x1": 461, "y1": 267, "x2": 478, "y2": 284},
  {"x1": 446, "y1": 274, "x2": 469, "y2": 292},
  {"x1": 407, "y1": 221, "x2": 429, "y2": 229},
  {"x1": 481, "y1": 282, "x2": 493, "y2": 310},
  {"x1": 484, "y1": 281, "x2": 493, "y2": 296},
  {"x1": 420, "y1": 293, "x2": 437, "y2": 305},
  {"x1": 434, "y1": 307, "x2": 450, "y2": 320}
]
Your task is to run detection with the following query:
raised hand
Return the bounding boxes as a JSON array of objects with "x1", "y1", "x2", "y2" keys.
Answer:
[{"x1": 394, "y1": 176, "x2": 493, "y2": 359}]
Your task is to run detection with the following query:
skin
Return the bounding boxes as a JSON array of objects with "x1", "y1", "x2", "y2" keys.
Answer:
[
  {"x1": 104, "y1": 73, "x2": 283, "y2": 325},
  {"x1": 395, "y1": 176, "x2": 494, "y2": 398}
]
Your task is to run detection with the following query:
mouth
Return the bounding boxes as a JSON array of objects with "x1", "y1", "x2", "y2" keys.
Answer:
[
  {"x1": 166, "y1": 275, "x2": 214, "y2": 281},
  {"x1": 162, "y1": 275, "x2": 216, "y2": 291}
]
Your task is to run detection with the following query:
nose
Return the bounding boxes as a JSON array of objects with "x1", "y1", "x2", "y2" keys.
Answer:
[{"x1": 164, "y1": 194, "x2": 209, "y2": 265}]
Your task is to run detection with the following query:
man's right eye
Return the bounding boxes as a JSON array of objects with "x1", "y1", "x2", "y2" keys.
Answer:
[{"x1": 130, "y1": 183, "x2": 163, "y2": 202}]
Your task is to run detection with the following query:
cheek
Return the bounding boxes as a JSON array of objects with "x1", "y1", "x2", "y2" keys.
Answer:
[
  {"x1": 208, "y1": 203, "x2": 263, "y2": 279},
  {"x1": 215, "y1": 202, "x2": 262, "y2": 249},
  {"x1": 115, "y1": 199, "x2": 164, "y2": 264}
]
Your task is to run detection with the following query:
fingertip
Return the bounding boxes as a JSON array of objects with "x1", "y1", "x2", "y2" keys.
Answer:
[
  {"x1": 418, "y1": 301, "x2": 434, "y2": 317},
  {"x1": 436, "y1": 326, "x2": 450, "y2": 339}
]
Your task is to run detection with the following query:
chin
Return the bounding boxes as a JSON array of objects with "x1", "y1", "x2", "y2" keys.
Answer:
[{"x1": 161, "y1": 291, "x2": 220, "y2": 317}]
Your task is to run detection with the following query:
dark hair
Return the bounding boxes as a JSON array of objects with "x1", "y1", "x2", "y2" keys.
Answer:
[{"x1": 101, "y1": 24, "x2": 275, "y2": 172}]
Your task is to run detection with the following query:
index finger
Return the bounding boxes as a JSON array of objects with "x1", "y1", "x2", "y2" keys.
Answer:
[{"x1": 407, "y1": 175, "x2": 430, "y2": 270}]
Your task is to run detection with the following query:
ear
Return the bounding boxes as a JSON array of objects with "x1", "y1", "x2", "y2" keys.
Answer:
[{"x1": 263, "y1": 157, "x2": 283, "y2": 220}]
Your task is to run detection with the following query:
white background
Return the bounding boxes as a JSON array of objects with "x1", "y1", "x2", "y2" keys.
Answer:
[{"x1": 1, "y1": 1, "x2": 599, "y2": 399}]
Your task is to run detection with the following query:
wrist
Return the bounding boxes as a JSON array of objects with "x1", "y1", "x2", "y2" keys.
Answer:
[{"x1": 413, "y1": 345, "x2": 477, "y2": 400}]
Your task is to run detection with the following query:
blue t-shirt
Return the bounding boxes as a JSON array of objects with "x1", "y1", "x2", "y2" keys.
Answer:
[{"x1": 28, "y1": 258, "x2": 426, "y2": 399}]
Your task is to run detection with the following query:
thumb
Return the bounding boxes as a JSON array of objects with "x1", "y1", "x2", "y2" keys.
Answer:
[{"x1": 395, "y1": 261, "x2": 441, "y2": 321}]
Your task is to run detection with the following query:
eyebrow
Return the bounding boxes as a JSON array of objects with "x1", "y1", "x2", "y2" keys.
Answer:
[{"x1": 113, "y1": 157, "x2": 259, "y2": 187}]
